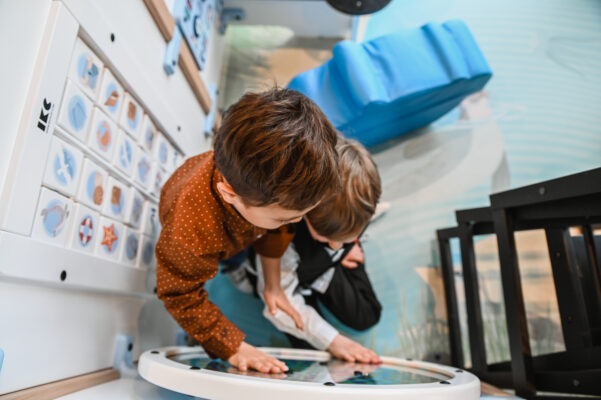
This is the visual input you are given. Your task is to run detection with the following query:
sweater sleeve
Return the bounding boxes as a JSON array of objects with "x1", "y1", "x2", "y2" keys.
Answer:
[
  {"x1": 253, "y1": 225, "x2": 295, "y2": 258},
  {"x1": 155, "y1": 229, "x2": 245, "y2": 360}
]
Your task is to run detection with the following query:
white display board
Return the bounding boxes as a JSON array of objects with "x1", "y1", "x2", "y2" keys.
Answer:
[{"x1": 0, "y1": 0, "x2": 224, "y2": 394}]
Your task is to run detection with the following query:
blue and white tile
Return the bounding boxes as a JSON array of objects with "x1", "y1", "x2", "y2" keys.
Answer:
[
  {"x1": 87, "y1": 107, "x2": 118, "y2": 162},
  {"x1": 102, "y1": 176, "x2": 129, "y2": 222},
  {"x1": 125, "y1": 188, "x2": 144, "y2": 229},
  {"x1": 57, "y1": 80, "x2": 93, "y2": 143},
  {"x1": 68, "y1": 38, "x2": 104, "y2": 101},
  {"x1": 120, "y1": 92, "x2": 143, "y2": 139},
  {"x1": 94, "y1": 216, "x2": 124, "y2": 261},
  {"x1": 120, "y1": 227, "x2": 141, "y2": 267},
  {"x1": 113, "y1": 129, "x2": 136, "y2": 176},
  {"x1": 150, "y1": 162, "x2": 167, "y2": 197},
  {"x1": 31, "y1": 187, "x2": 74, "y2": 247},
  {"x1": 139, "y1": 113, "x2": 158, "y2": 154},
  {"x1": 77, "y1": 158, "x2": 108, "y2": 211},
  {"x1": 141, "y1": 201, "x2": 160, "y2": 239},
  {"x1": 43, "y1": 135, "x2": 84, "y2": 197},
  {"x1": 153, "y1": 132, "x2": 172, "y2": 171},
  {"x1": 97, "y1": 67, "x2": 124, "y2": 122},
  {"x1": 68, "y1": 203, "x2": 100, "y2": 254},
  {"x1": 138, "y1": 234, "x2": 157, "y2": 269},
  {"x1": 134, "y1": 147, "x2": 153, "y2": 190}
]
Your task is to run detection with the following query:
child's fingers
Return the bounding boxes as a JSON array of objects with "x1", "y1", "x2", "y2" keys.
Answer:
[
  {"x1": 279, "y1": 301, "x2": 304, "y2": 330},
  {"x1": 267, "y1": 357, "x2": 289, "y2": 372},
  {"x1": 343, "y1": 353, "x2": 355, "y2": 363},
  {"x1": 341, "y1": 260, "x2": 358, "y2": 269},
  {"x1": 238, "y1": 360, "x2": 248, "y2": 371},
  {"x1": 252, "y1": 360, "x2": 268, "y2": 373},
  {"x1": 266, "y1": 298, "x2": 278, "y2": 315}
]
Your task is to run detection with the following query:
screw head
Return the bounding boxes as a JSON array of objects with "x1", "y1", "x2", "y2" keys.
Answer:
[{"x1": 539, "y1": 186, "x2": 546, "y2": 195}]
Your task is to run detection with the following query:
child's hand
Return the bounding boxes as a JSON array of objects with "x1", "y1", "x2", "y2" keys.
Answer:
[
  {"x1": 263, "y1": 286, "x2": 304, "y2": 330},
  {"x1": 228, "y1": 342, "x2": 289, "y2": 373},
  {"x1": 327, "y1": 334, "x2": 381, "y2": 364},
  {"x1": 341, "y1": 242, "x2": 364, "y2": 269}
]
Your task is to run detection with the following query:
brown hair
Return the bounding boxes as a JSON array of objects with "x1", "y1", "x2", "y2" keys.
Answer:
[
  {"x1": 306, "y1": 136, "x2": 381, "y2": 241},
  {"x1": 214, "y1": 88, "x2": 341, "y2": 210}
]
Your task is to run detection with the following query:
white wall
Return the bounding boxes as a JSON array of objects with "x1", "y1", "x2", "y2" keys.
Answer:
[{"x1": 0, "y1": 0, "x2": 226, "y2": 393}]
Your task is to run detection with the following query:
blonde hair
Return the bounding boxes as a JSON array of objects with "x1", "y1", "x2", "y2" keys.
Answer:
[{"x1": 306, "y1": 136, "x2": 381, "y2": 241}]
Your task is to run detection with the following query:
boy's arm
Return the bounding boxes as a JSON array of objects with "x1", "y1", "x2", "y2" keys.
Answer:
[
  {"x1": 156, "y1": 233, "x2": 288, "y2": 373},
  {"x1": 260, "y1": 255, "x2": 304, "y2": 330},
  {"x1": 156, "y1": 232, "x2": 244, "y2": 359}
]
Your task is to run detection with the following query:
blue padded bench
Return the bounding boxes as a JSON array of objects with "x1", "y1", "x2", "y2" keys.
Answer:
[{"x1": 288, "y1": 20, "x2": 492, "y2": 147}]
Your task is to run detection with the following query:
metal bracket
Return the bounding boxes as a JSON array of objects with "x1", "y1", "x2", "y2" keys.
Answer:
[
  {"x1": 163, "y1": 27, "x2": 183, "y2": 76},
  {"x1": 113, "y1": 334, "x2": 137, "y2": 378},
  {"x1": 219, "y1": 8, "x2": 245, "y2": 35}
]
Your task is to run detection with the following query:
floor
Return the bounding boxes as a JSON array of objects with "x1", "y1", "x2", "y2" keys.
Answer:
[{"x1": 208, "y1": 0, "x2": 601, "y2": 373}]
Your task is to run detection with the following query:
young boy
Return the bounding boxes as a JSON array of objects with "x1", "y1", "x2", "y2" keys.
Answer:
[
  {"x1": 244, "y1": 136, "x2": 382, "y2": 363},
  {"x1": 155, "y1": 88, "x2": 341, "y2": 374}
]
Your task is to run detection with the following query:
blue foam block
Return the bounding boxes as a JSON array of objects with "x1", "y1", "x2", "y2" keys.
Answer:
[{"x1": 288, "y1": 20, "x2": 492, "y2": 147}]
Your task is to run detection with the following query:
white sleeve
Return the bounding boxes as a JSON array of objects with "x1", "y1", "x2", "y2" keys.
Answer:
[{"x1": 256, "y1": 246, "x2": 339, "y2": 350}]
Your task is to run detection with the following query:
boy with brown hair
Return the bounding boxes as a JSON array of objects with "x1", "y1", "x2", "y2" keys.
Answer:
[
  {"x1": 155, "y1": 88, "x2": 341, "y2": 374},
  {"x1": 243, "y1": 136, "x2": 383, "y2": 363}
]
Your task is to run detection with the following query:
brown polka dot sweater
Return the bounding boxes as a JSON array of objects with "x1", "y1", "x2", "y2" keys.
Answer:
[{"x1": 156, "y1": 151, "x2": 293, "y2": 359}]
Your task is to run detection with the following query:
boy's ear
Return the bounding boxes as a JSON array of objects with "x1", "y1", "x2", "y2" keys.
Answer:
[{"x1": 216, "y1": 181, "x2": 238, "y2": 204}]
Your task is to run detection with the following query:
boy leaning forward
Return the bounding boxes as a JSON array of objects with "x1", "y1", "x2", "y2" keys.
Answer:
[{"x1": 155, "y1": 88, "x2": 341, "y2": 374}]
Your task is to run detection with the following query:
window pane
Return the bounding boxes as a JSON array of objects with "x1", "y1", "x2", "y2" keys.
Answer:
[
  {"x1": 515, "y1": 230, "x2": 566, "y2": 356},
  {"x1": 473, "y1": 234, "x2": 511, "y2": 364}
]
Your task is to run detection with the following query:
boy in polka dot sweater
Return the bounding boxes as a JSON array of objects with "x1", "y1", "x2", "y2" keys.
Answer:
[{"x1": 156, "y1": 88, "x2": 341, "y2": 374}]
